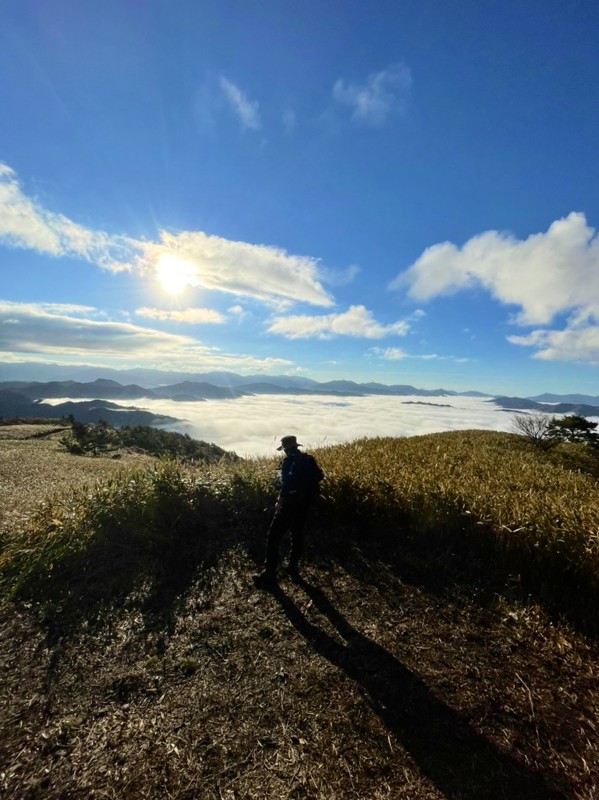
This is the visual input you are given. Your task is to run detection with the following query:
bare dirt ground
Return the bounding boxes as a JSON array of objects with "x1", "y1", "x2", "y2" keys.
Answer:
[{"x1": 0, "y1": 426, "x2": 597, "y2": 799}]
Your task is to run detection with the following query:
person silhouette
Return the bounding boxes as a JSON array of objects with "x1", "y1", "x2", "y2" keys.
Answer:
[{"x1": 253, "y1": 435, "x2": 323, "y2": 588}]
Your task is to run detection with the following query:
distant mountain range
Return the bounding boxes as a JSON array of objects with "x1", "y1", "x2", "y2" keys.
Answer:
[
  {"x1": 0, "y1": 362, "x2": 488, "y2": 397},
  {"x1": 1, "y1": 364, "x2": 598, "y2": 426},
  {"x1": 490, "y1": 396, "x2": 599, "y2": 416},
  {"x1": 0, "y1": 388, "x2": 177, "y2": 426},
  {"x1": 528, "y1": 393, "x2": 599, "y2": 405},
  {"x1": 0, "y1": 372, "x2": 490, "y2": 401},
  {"x1": 0, "y1": 376, "x2": 491, "y2": 408}
]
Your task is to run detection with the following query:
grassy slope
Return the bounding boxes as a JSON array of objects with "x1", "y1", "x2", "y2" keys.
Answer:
[
  {"x1": 0, "y1": 425, "x2": 155, "y2": 533},
  {"x1": 0, "y1": 427, "x2": 598, "y2": 799}
]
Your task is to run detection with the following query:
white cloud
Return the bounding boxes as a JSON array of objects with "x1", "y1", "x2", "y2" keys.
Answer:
[
  {"x1": 0, "y1": 300, "x2": 292, "y2": 371},
  {"x1": 0, "y1": 163, "x2": 333, "y2": 308},
  {"x1": 267, "y1": 305, "x2": 415, "y2": 339},
  {"x1": 395, "y1": 212, "x2": 599, "y2": 326},
  {"x1": 372, "y1": 346, "x2": 407, "y2": 360},
  {"x1": 139, "y1": 230, "x2": 333, "y2": 307},
  {"x1": 0, "y1": 164, "x2": 133, "y2": 271},
  {"x1": 370, "y1": 346, "x2": 469, "y2": 363},
  {"x1": 508, "y1": 323, "x2": 599, "y2": 364},
  {"x1": 219, "y1": 76, "x2": 261, "y2": 130},
  {"x1": 135, "y1": 307, "x2": 226, "y2": 324},
  {"x1": 394, "y1": 212, "x2": 599, "y2": 364},
  {"x1": 333, "y1": 64, "x2": 412, "y2": 126}
]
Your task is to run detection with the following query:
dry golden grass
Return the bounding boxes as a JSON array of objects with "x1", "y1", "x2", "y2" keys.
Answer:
[
  {"x1": 0, "y1": 425, "x2": 154, "y2": 533},
  {"x1": 313, "y1": 431, "x2": 599, "y2": 618}
]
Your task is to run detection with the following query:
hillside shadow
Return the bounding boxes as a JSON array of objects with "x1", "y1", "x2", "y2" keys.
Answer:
[
  {"x1": 272, "y1": 578, "x2": 569, "y2": 800},
  {"x1": 314, "y1": 510, "x2": 598, "y2": 639}
]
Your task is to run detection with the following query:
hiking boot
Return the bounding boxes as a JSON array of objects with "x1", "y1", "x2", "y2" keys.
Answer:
[{"x1": 252, "y1": 571, "x2": 277, "y2": 590}]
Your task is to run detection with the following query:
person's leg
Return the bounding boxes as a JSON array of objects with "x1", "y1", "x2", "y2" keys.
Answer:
[
  {"x1": 288, "y1": 502, "x2": 310, "y2": 572},
  {"x1": 263, "y1": 505, "x2": 291, "y2": 575}
]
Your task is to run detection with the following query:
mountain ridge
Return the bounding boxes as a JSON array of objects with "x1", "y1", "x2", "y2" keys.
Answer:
[{"x1": 0, "y1": 363, "x2": 597, "y2": 405}]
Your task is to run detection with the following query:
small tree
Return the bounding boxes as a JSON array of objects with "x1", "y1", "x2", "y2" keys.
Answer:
[
  {"x1": 61, "y1": 419, "x2": 120, "y2": 455},
  {"x1": 546, "y1": 415, "x2": 599, "y2": 449},
  {"x1": 510, "y1": 412, "x2": 556, "y2": 449},
  {"x1": 89, "y1": 419, "x2": 119, "y2": 455}
]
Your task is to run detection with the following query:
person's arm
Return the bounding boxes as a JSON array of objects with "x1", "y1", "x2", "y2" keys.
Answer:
[{"x1": 279, "y1": 456, "x2": 293, "y2": 497}]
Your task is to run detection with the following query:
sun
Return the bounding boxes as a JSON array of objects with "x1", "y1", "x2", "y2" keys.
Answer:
[{"x1": 156, "y1": 254, "x2": 195, "y2": 295}]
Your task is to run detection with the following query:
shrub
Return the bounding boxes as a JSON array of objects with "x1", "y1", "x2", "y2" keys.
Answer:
[{"x1": 510, "y1": 413, "x2": 555, "y2": 449}]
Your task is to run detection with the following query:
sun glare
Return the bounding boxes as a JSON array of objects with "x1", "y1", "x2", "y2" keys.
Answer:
[{"x1": 156, "y1": 254, "x2": 195, "y2": 295}]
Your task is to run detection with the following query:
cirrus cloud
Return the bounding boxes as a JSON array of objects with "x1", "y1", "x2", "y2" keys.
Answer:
[
  {"x1": 219, "y1": 76, "x2": 261, "y2": 131},
  {"x1": 139, "y1": 230, "x2": 333, "y2": 308},
  {"x1": 333, "y1": 64, "x2": 412, "y2": 126}
]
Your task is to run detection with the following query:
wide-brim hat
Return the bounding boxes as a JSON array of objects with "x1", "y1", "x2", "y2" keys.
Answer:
[{"x1": 277, "y1": 435, "x2": 302, "y2": 451}]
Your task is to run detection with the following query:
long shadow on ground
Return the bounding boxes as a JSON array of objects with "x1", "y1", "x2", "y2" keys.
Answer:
[
  {"x1": 321, "y1": 515, "x2": 598, "y2": 639},
  {"x1": 272, "y1": 577, "x2": 569, "y2": 800}
]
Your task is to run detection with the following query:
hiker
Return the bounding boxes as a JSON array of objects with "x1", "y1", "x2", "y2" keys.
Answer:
[{"x1": 253, "y1": 435, "x2": 324, "y2": 588}]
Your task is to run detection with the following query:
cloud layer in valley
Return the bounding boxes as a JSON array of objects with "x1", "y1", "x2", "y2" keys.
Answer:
[{"x1": 42, "y1": 394, "x2": 517, "y2": 457}]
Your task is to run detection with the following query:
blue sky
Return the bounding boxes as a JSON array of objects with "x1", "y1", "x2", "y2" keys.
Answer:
[{"x1": 1, "y1": 0, "x2": 599, "y2": 396}]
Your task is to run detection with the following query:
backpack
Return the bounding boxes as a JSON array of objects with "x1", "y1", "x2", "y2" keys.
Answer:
[{"x1": 291, "y1": 452, "x2": 324, "y2": 492}]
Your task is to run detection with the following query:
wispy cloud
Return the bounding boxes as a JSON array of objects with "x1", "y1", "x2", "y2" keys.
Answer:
[
  {"x1": 267, "y1": 305, "x2": 417, "y2": 339},
  {"x1": 370, "y1": 346, "x2": 470, "y2": 363},
  {"x1": 319, "y1": 263, "x2": 361, "y2": 287},
  {"x1": 282, "y1": 107, "x2": 296, "y2": 132},
  {"x1": 0, "y1": 300, "x2": 291, "y2": 371},
  {"x1": 393, "y1": 212, "x2": 599, "y2": 364},
  {"x1": 0, "y1": 163, "x2": 333, "y2": 308},
  {"x1": 333, "y1": 64, "x2": 412, "y2": 126},
  {"x1": 135, "y1": 307, "x2": 226, "y2": 324},
  {"x1": 219, "y1": 76, "x2": 261, "y2": 130}
]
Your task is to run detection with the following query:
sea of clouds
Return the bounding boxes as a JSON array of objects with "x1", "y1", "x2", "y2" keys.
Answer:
[{"x1": 45, "y1": 394, "x2": 518, "y2": 457}]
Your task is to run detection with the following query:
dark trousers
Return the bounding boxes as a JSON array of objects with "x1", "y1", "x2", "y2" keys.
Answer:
[{"x1": 264, "y1": 494, "x2": 313, "y2": 574}]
